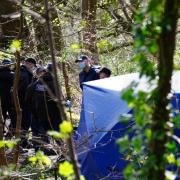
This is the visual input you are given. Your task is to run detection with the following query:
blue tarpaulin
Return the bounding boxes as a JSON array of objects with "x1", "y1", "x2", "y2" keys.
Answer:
[{"x1": 75, "y1": 72, "x2": 180, "y2": 180}]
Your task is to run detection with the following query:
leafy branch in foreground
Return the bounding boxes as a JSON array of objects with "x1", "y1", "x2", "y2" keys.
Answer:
[{"x1": 118, "y1": 0, "x2": 180, "y2": 179}]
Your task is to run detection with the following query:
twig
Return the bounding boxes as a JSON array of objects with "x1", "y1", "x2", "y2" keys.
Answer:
[
  {"x1": 12, "y1": 51, "x2": 22, "y2": 166},
  {"x1": 44, "y1": 0, "x2": 66, "y2": 120},
  {"x1": 0, "y1": 48, "x2": 15, "y2": 55},
  {"x1": 8, "y1": 0, "x2": 46, "y2": 23},
  {"x1": 12, "y1": 0, "x2": 24, "y2": 167},
  {"x1": 44, "y1": 0, "x2": 81, "y2": 179}
]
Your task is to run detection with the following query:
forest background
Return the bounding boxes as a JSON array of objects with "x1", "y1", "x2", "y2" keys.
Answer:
[{"x1": 0, "y1": 0, "x2": 180, "y2": 180}]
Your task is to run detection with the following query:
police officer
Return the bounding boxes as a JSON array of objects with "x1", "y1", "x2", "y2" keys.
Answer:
[
  {"x1": 99, "y1": 67, "x2": 111, "y2": 79},
  {"x1": 10, "y1": 58, "x2": 36, "y2": 147},
  {"x1": 26, "y1": 70, "x2": 62, "y2": 136},
  {"x1": 0, "y1": 59, "x2": 14, "y2": 121},
  {"x1": 75, "y1": 55, "x2": 99, "y2": 89}
]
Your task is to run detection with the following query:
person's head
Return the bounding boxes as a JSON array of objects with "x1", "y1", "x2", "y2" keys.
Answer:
[
  {"x1": 25, "y1": 58, "x2": 36, "y2": 71},
  {"x1": 75, "y1": 55, "x2": 91, "y2": 70},
  {"x1": 2, "y1": 58, "x2": 12, "y2": 65},
  {"x1": 36, "y1": 67, "x2": 46, "y2": 78},
  {"x1": 38, "y1": 60, "x2": 43, "y2": 66},
  {"x1": 46, "y1": 63, "x2": 53, "y2": 73},
  {"x1": 99, "y1": 67, "x2": 111, "y2": 79},
  {"x1": 1, "y1": 58, "x2": 13, "y2": 69}
]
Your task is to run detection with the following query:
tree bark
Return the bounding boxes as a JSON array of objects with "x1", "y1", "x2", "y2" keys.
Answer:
[
  {"x1": 44, "y1": 0, "x2": 66, "y2": 121},
  {"x1": 12, "y1": 0, "x2": 24, "y2": 166},
  {"x1": 0, "y1": 0, "x2": 20, "y2": 48},
  {"x1": 62, "y1": 62, "x2": 71, "y2": 101},
  {"x1": 12, "y1": 51, "x2": 22, "y2": 166},
  {"x1": 149, "y1": 1, "x2": 180, "y2": 179},
  {"x1": 81, "y1": 0, "x2": 99, "y2": 64}
]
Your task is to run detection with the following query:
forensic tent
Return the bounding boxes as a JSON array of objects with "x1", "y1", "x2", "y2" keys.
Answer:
[{"x1": 75, "y1": 72, "x2": 180, "y2": 180}]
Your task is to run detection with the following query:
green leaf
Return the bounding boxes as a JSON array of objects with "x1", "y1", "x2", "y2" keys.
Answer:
[
  {"x1": 9, "y1": 39, "x2": 21, "y2": 53},
  {"x1": 97, "y1": 39, "x2": 108, "y2": 50},
  {"x1": 29, "y1": 151, "x2": 51, "y2": 167},
  {"x1": 41, "y1": 155, "x2": 51, "y2": 166},
  {"x1": 29, "y1": 156, "x2": 37, "y2": 163},
  {"x1": 121, "y1": 88, "x2": 134, "y2": 103},
  {"x1": 71, "y1": 43, "x2": 80, "y2": 50},
  {"x1": 60, "y1": 121, "x2": 73, "y2": 134},
  {"x1": 145, "y1": 129, "x2": 152, "y2": 140},
  {"x1": 48, "y1": 131, "x2": 62, "y2": 138},
  {"x1": 0, "y1": 141, "x2": 5, "y2": 148},
  {"x1": 165, "y1": 141, "x2": 177, "y2": 153},
  {"x1": 123, "y1": 164, "x2": 134, "y2": 179},
  {"x1": 59, "y1": 161, "x2": 74, "y2": 177},
  {"x1": 166, "y1": 154, "x2": 176, "y2": 164},
  {"x1": 132, "y1": 136, "x2": 142, "y2": 152},
  {"x1": 177, "y1": 158, "x2": 180, "y2": 167},
  {"x1": 117, "y1": 135, "x2": 130, "y2": 153},
  {"x1": 5, "y1": 140, "x2": 17, "y2": 148}
]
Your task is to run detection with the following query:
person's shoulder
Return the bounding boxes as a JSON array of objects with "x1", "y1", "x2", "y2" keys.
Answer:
[
  {"x1": 20, "y1": 65, "x2": 26, "y2": 71},
  {"x1": 79, "y1": 70, "x2": 85, "y2": 76}
]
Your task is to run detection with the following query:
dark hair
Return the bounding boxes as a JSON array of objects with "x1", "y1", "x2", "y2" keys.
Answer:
[
  {"x1": 36, "y1": 67, "x2": 46, "y2": 74},
  {"x1": 99, "y1": 67, "x2": 111, "y2": 77},
  {"x1": 25, "y1": 57, "x2": 36, "y2": 65}
]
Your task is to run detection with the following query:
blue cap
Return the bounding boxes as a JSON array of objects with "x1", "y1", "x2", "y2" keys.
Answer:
[
  {"x1": 75, "y1": 55, "x2": 88, "y2": 63},
  {"x1": 2, "y1": 58, "x2": 12, "y2": 65}
]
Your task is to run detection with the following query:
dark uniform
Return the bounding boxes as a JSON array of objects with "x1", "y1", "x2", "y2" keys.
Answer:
[
  {"x1": 26, "y1": 72, "x2": 62, "y2": 135},
  {"x1": 0, "y1": 66, "x2": 14, "y2": 120},
  {"x1": 79, "y1": 67, "x2": 99, "y2": 89},
  {"x1": 10, "y1": 65, "x2": 33, "y2": 133}
]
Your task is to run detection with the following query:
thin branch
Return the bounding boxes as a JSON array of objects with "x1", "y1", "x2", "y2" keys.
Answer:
[
  {"x1": 44, "y1": 1, "x2": 81, "y2": 179},
  {"x1": 12, "y1": 0, "x2": 24, "y2": 167},
  {"x1": 119, "y1": 0, "x2": 133, "y2": 23},
  {"x1": 8, "y1": 0, "x2": 46, "y2": 23},
  {"x1": 44, "y1": 0, "x2": 66, "y2": 119},
  {"x1": 0, "y1": 49, "x2": 15, "y2": 55}
]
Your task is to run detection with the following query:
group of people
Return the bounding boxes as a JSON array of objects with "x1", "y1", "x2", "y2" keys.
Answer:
[
  {"x1": 0, "y1": 57, "x2": 61, "y2": 148},
  {"x1": 0, "y1": 54, "x2": 111, "y2": 148}
]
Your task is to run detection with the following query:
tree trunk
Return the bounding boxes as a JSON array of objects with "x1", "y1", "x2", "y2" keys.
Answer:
[
  {"x1": 81, "y1": 0, "x2": 99, "y2": 64},
  {"x1": 149, "y1": 1, "x2": 180, "y2": 179},
  {"x1": 0, "y1": 0, "x2": 20, "y2": 48},
  {"x1": 12, "y1": 51, "x2": 22, "y2": 166}
]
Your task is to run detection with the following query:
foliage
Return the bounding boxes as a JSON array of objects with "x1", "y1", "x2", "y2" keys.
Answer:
[
  {"x1": 0, "y1": 139, "x2": 19, "y2": 148},
  {"x1": 48, "y1": 120, "x2": 73, "y2": 139},
  {"x1": 9, "y1": 39, "x2": 21, "y2": 53},
  {"x1": 117, "y1": 0, "x2": 180, "y2": 179},
  {"x1": 59, "y1": 161, "x2": 74, "y2": 177},
  {"x1": 29, "y1": 151, "x2": 52, "y2": 168},
  {"x1": 0, "y1": 0, "x2": 180, "y2": 179}
]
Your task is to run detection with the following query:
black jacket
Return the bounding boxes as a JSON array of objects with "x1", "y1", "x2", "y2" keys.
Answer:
[
  {"x1": 79, "y1": 67, "x2": 99, "y2": 89},
  {"x1": 18, "y1": 65, "x2": 33, "y2": 106},
  {"x1": 0, "y1": 67, "x2": 14, "y2": 108},
  {"x1": 26, "y1": 72, "x2": 61, "y2": 131}
]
